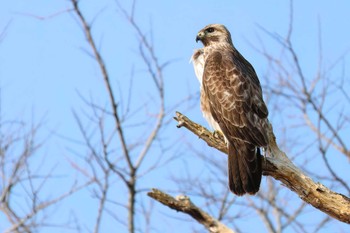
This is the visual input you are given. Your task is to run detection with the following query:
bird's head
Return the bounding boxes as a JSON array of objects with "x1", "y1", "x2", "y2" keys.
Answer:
[{"x1": 196, "y1": 24, "x2": 233, "y2": 47}]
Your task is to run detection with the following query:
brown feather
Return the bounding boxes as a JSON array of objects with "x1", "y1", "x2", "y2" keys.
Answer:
[
  {"x1": 203, "y1": 50, "x2": 268, "y2": 147},
  {"x1": 194, "y1": 24, "x2": 269, "y2": 195},
  {"x1": 228, "y1": 142, "x2": 262, "y2": 195}
]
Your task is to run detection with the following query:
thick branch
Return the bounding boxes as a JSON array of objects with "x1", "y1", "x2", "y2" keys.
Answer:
[
  {"x1": 147, "y1": 189, "x2": 235, "y2": 233},
  {"x1": 173, "y1": 111, "x2": 350, "y2": 224}
]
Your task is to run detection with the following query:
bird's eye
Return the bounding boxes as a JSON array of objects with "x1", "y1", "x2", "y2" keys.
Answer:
[{"x1": 206, "y1": 27, "x2": 214, "y2": 33}]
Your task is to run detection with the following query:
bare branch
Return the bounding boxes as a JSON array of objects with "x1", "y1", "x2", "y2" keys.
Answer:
[
  {"x1": 116, "y1": 1, "x2": 166, "y2": 171},
  {"x1": 148, "y1": 189, "x2": 235, "y2": 233},
  {"x1": 173, "y1": 111, "x2": 350, "y2": 224},
  {"x1": 71, "y1": 0, "x2": 132, "y2": 170}
]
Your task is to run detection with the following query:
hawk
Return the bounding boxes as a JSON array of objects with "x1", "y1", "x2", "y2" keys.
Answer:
[{"x1": 192, "y1": 24, "x2": 269, "y2": 196}]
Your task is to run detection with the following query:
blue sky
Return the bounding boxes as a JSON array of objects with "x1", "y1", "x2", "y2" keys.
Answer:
[{"x1": 0, "y1": 0, "x2": 350, "y2": 232}]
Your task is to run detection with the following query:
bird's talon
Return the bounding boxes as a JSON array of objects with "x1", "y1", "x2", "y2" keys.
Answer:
[{"x1": 213, "y1": 130, "x2": 224, "y2": 140}]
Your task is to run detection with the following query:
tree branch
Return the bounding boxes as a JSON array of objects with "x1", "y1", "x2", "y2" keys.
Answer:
[
  {"x1": 71, "y1": 0, "x2": 132, "y2": 170},
  {"x1": 169, "y1": 111, "x2": 350, "y2": 224},
  {"x1": 147, "y1": 189, "x2": 235, "y2": 233}
]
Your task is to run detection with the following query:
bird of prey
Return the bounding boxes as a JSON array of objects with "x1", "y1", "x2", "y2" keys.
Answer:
[{"x1": 191, "y1": 24, "x2": 269, "y2": 196}]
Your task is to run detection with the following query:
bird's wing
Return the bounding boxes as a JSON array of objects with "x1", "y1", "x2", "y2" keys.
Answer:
[{"x1": 202, "y1": 49, "x2": 268, "y2": 147}]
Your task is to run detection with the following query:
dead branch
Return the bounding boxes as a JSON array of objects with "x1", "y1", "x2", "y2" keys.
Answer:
[
  {"x1": 147, "y1": 189, "x2": 235, "y2": 233},
  {"x1": 170, "y1": 111, "x2": 350, "y2": 224}
]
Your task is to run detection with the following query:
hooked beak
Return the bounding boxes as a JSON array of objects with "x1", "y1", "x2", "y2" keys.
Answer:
[{"x1": 196, "y1": 31, "x2": 205, "y2": 43}]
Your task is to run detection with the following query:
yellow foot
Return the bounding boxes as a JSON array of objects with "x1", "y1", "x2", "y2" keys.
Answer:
[{"x1": 213, "y1": 130, "x2": 224, "y2": 140}]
